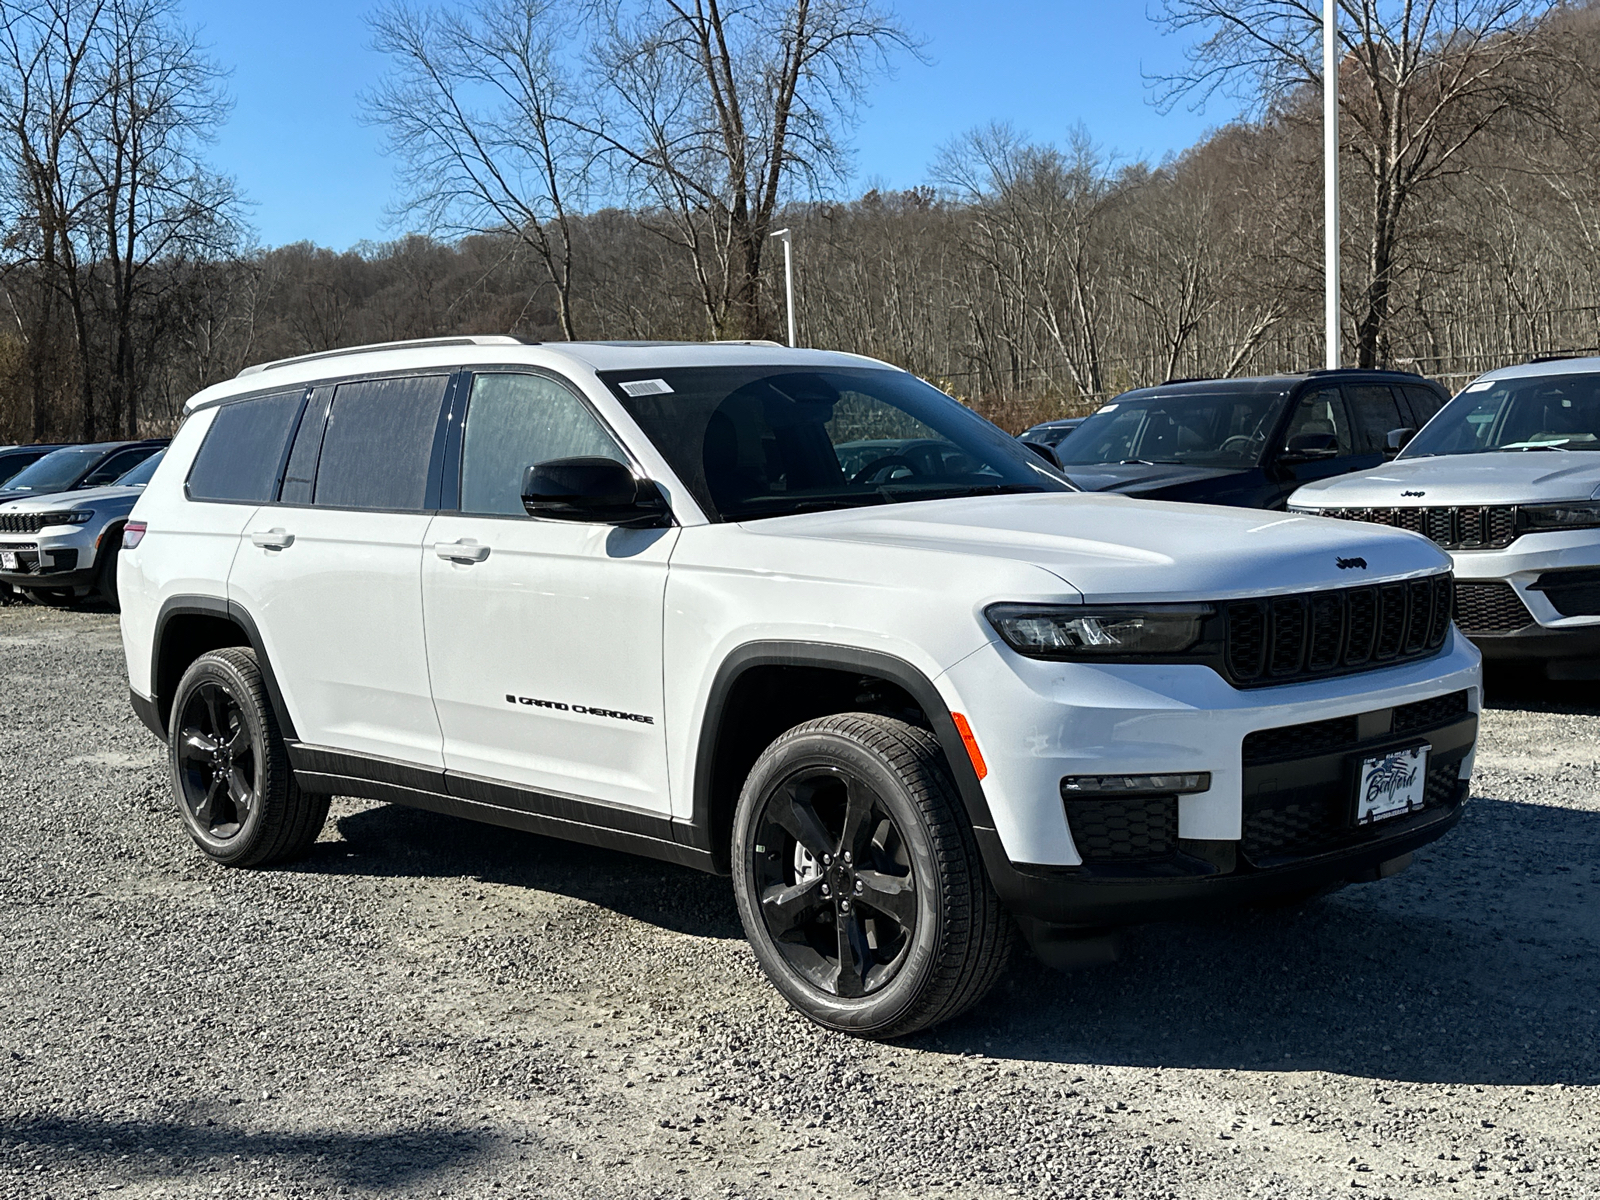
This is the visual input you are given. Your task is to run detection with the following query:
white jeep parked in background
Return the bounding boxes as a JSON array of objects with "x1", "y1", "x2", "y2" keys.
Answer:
[
  {"x1": 119, "y1": 336, "x2": 1482, "y2": 1036},
  {"x1": 1290, "y1": 355, "x2": 1600, "y2": 680}
]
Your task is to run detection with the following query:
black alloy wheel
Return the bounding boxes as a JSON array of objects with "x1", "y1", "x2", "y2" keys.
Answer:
[
  {"x1": 176, "y1": 679, "x2": 259, "y2": 841},
  {"x1": 751, "y1": 766, "x2": 918, "y2": 998},
  {"x1": 168, "y1": 648, "x2": 328, "y2": 867},
  {"x1": 732, "y1": 713, "x2": 1014, "y2": 1038}
]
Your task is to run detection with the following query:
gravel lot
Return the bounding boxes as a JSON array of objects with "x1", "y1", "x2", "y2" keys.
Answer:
[{"x1": 1, "y1": 602, "x2": 1597, "y2": 1200}]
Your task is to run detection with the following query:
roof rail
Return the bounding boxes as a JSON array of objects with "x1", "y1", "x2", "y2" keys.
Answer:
[
  {"x1": 1304, "y1": 366, "x2": 1425, "y2": 379},
  {"x1": 1528, "y1": 350, "x2": 1600, "y2": 364},
  {"x1": 1159, "y1": 376, "x2": 1214, "y2": 386},
  {"x1": 236, "y1": 334, "x2": 538, "y2": 378}
]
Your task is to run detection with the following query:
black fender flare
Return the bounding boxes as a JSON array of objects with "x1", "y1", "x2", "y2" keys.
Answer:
[
  {"x1": 687, "y1": 641, "x2": 996, "y2": 867},
  {"x1": 148, "y1": 594, "x2": 297, "y2": 741}
]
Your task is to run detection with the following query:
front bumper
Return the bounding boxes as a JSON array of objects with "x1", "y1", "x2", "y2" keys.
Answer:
[
  {"x1": 0, "y1": 525, "x2": 101, "y2": 590},
  {"x1": 1447, "y1": 531, "x2": 1600, "y2": 667}
]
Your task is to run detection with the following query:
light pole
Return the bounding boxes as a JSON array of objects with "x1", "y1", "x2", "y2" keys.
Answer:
[
  {"x1": 770, "y1": 227, "x2": 796, "y2": 347},
  {"x1": 1324, "y1": 0, "x2": 1341, "y2": 369}
]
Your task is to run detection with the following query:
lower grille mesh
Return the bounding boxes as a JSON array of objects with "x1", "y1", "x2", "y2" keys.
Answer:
[
  {"x1": 1064, "y1": 795, "x2": 1178, "y2": 863},
  {"x1": 1454, "y1": 582, "x2": 1534, "y2": 634}
]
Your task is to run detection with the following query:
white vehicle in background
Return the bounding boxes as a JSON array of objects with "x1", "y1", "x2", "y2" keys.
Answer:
[
  {"x1": 1289, "y1": 355, "x2": 1600, "y2": 679},
  {"x1": 118, "y1": 336, "x2": 1480, "y2": 1037}
]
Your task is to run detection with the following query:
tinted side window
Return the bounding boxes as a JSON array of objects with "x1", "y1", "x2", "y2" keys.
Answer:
[
  {"x1": 1343, "y1": 384, "x2": 1405, "y2": 452},
  {"x1": 459, "y1": 373, "x2": 627, "y2": 516},
  {"x1": 1401, "y1": 384, "x2": 1446, "y2": 426},
  {"x1": 83, "y1": 447, "x2": 156, "y2": 487},
  {"x1": 314, "y1": 375, "x2": 449, "y2": 511},
  {"x1": 1283, "y1": 387, "x2": 1354, "y2": 455},
  {"x1": 187, "y1": 391, "x2": 306, "y2": 502}
]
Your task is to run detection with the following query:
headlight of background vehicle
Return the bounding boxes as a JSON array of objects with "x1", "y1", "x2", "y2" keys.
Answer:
[
  {"x1": 1518, "y1": 501, "x2": 1600, "y2": 532},
  {"x1": 985, "y1": 603, "x2": 1213, "y2": 659},
  {"x1": 49, "y1": 509, "x2": 95, "y2": 526}
]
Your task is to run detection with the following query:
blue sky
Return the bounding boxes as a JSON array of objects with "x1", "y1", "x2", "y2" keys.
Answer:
[{"x1": 177, "y1": 1, "x2": 1235, "y2": 251}]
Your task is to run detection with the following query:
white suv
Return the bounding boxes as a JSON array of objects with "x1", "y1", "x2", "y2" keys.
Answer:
[
  {"x1": 120, "y1": 336, "x2": 1482, "y2": 1037},
  {"x1": 1289, "y1": 356, "x2": 1600, "y2": 679}
]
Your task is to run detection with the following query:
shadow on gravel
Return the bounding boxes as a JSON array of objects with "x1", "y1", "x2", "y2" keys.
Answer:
[
  {"x1": 299, "y1": 801, "x2": 744, "y2": 939},
  {"x1": 1481, "y1": 664, "x2": 1600, "y2": 713},
  {"x1": 0, "y1": 1113, "x2": 492, "y2": 1188},
  {"x1": 919, "y1": 798, "x2": 1600, "y2": 1088}
]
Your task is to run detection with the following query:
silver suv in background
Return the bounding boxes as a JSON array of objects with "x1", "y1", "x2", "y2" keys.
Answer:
[{"x1": 0, "y1": 448, "x2": 164, "y2": 608}]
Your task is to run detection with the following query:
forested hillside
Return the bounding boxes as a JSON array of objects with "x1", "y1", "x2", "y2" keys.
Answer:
[{"x1": 3, "y1": 0, "x2": 1599, "y2": 441}]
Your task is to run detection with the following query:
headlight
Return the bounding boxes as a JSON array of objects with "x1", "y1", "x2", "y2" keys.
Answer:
[
  {"x1": 985, "y1": 603, "x2": 1212, "y2": 659},
  {"x1": 1518, "y1": 501, "x2": 1600, "y2": 532},
  {"x1": 49, "y1": 510, "x2": 94, "y2": 525}
]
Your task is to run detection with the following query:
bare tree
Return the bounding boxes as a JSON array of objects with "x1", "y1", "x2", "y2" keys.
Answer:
[
  {"x1": 590, "y1": 0, "x2": 918, "y2": 340},
  {"x1": 1154, "y1": 0, "x2": 1552, "y2": 367},
  {"x1": 367, "y1": 0, "x2": 589, "y2": 339}
]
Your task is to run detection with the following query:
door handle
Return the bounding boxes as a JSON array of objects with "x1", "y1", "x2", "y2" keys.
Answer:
[
  {"x1": 250, "y1": 528, "x2": 294, "y2": 550},
  {"x1": 435, "y1": 539, "x2": 490, "y2": 564}
]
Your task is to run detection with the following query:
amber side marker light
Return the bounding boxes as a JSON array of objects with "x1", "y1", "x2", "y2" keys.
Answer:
[{"x1": 950, "y1": 712, "x2": 988, "y2": 780}]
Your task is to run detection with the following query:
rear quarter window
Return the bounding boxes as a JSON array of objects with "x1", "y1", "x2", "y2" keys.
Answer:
[
  {"x1": 311, "y1": 374, "x2": 450, "y2": 511},
  {"x1": 186, "y1": 391, "x2": 307, "y2": 503}
]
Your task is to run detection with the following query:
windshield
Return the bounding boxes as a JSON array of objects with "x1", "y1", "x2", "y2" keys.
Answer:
[
  {"x1": 1055, "y1": 388, "x2": 1288, "y2": 468},
  {"x1": 1402, "y1": 372, "x2": 1600, "y2": 457},
  {"x1": 115, "y1": 449, "x2": 164, "y2": 486},
  {"x1": 1, "y1": 446, "x2": 103, "y2": 493},
  {"x1": 600, "y1": 366, "x2": 1070, "y2": 521}
]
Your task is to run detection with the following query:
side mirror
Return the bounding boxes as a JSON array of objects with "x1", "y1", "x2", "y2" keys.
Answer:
[
  {"x1": 1021, "y1": 439, "x2": 1063, "y2": 470},
  {"x1": 1279, "y1": 432, "x2": 1339, "y2": 464},
  {"x1": 1385, "y1": 427, "x2": 1416, "y2": 455},
  {"x1": 520, "y1": 457, "x2": 672, "y2": 527}
]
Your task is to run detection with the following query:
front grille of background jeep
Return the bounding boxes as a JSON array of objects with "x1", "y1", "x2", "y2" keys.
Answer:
[
  {"x1": 1223, "y1": 573, "x2": 1452, "y2": 686},
  {"x1": 0, "y1": 512, "x2": 50, "y2": 534},
  {"x1": 1309, "y1": 506, "x2": 1518, "y2": 551}
]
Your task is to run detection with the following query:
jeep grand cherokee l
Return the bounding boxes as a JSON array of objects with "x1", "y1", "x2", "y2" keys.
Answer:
[{"x1": 119, "y1": 336, "x2": 1482, "y2": 1037}]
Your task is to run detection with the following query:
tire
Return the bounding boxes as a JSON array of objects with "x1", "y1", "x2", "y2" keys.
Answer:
[
  {"x1": 23, "y1": 587, "x2": 76, "y2": 607},
  {"x1": 168, "y1": 647, "x2": 328, "y2": 867},
  {"x1": 732, "y1": 712, "x2": 1014, "y2": 1038},
  {"x1": 95, "y1": 534, "x2": 121, "y2": 610}
]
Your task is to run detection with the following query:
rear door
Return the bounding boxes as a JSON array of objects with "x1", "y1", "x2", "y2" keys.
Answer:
[
  {"x1": 420, "y1": 369, "x2": 677, "y2": 814},
  {"x1": 227, "y1": 372, "x2": 452, "y2": 766}
]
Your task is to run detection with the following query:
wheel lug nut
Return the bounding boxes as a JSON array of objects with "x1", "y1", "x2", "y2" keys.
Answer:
[
  {"x1": 843, "y1": 851, "x2": 852, "y2": 864},
  {"x1": 822, "y1": 854, "x2": 831, "y2": 865},
  {"x1": 821, "y1": 884, "x2": 830, "y2": 897},
  {"x1": 854, "y1": 880, "x2": 863, "y2": 893},
  {"x1": 839, "y1": 899, "x2": 850, "y2": 913}
]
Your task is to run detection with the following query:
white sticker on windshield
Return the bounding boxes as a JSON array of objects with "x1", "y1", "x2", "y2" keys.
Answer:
[
  {"x1": 619, "y1": 378, "x2": 673, "y2": 397},
  {"x1": 1464, "y1": 379, "x2": 1494, "y2": 392},
  {"x1": 1097, "y1": 403, "x2": 1118, "y2": 413}
]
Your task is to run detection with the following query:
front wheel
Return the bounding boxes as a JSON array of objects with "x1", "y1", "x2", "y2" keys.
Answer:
[{"x1": 732, "y1": 713, "x2": 1014, "y2": 1038}]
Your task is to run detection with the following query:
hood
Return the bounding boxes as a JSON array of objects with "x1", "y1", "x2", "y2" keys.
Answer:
[
  {"x1": 0, "y1": 484, "x2": 143, "y2": 512},
  {"x1": 1063, "y1": 463, "x2": 1244, "y2": 496},
  {"x1": 1290, "y1": 452, "x2": 1600, "y2": 508},
  {"x1": 746, "y1": 492, "x2": 1449, "y2": 603}
]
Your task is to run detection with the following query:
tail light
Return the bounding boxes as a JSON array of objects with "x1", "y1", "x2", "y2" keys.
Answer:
[{"x1": 122, "y1": 521, "x2": 147, "y2": 549}]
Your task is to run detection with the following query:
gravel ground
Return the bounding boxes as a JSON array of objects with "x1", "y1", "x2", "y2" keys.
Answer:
[{"x1": 1, "y1": 602, "x2": 1597, "y2": 1200}]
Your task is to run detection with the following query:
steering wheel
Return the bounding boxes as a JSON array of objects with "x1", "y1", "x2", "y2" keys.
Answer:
[
  {"x1": 1218, "y1": 434, "x2": 1258, "y2": 455},
  {"x1": 850, "y1": 454, "x2": 919, "y2": 485}
]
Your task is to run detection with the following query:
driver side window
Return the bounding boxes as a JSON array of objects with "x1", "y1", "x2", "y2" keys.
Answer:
[
  {"x1": 460, "y1": 373, "x2": 629, "y2": 516},
  {"x1": 1283, "y1": 388, "x2": 1354, "y2": 455}
]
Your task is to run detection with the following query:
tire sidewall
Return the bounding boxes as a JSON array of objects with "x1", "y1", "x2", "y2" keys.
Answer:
[
  {"x1": 733, "y1": 725, "x2": 947, "y2": 1035},
  {"x1": 169, "y1": 652, "x2": 274, "y2": 865}
]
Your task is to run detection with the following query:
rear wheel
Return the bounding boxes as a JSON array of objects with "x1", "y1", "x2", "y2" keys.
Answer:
[
  {"x1": 169, "y1": 647, "x2": 328, "y2": 867},
  {"x1": 732, "y1": 713, "x2": 1013, "y2": 1038}
]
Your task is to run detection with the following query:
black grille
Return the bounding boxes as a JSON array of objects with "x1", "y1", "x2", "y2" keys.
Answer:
[
  {"x1": 1243, "y1": 761, "x2": 1461, "y2": 860},
  {"x1": 1223, "y1": 574, "x2": 1451, "y2": 687},
  {"x1": 1529, "y1": 568, "x2": 1600, "y2": 618},
  {"x1": 0, "y1": 512, "x2": 50, "y2": 534},
  {"x1": 1064, "y1": 795, "x2": 1178, "y2": 863},
  {"x1": 1243, "y1": 691, "x2": 1470, "y2": 766},
  {"x1": 1310, "y1": 505, "x2": 1519, "y2": 551},
  {"x1": 1454, "y1": 582, "x2": 1534, "y2": 634}
]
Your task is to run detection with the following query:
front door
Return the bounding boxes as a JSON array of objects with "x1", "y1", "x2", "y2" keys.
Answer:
[
  {"x1": 227, "y1": 374, "x2": 452, "y2": 766},
  {"x1": 421, "y1": 370, "x2": 678, "y2": 815},
  {"x1": 1273, "y1": 385, "x2": 1371, "y2": 502}
]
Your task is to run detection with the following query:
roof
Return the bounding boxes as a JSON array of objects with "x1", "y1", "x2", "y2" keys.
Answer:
[
  {"x1": 184, "y1": 336, "x2": 896, "y2": 415},
  {"x1": 1111, "y1": 367, "x2": 1434, "y2": 403},
  {"x1": 1472, "y1": 354, "x2": 1600, "y2": 383}
]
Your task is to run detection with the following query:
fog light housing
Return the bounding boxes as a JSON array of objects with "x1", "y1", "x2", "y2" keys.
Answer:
[{"x1": 1060, "y1": 772, "x2": 1211, "y2": 799}]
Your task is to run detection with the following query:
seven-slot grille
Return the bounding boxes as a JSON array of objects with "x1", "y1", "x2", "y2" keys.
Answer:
[
  {"x1": 1306, "y1": 505, "x2": 1518, "y2": 551},
  {"x1": 0, "y1": 512, "x2": 52, "y2": 534},
  {"x1": 1223, "y1": 573, "x2": 1453, "y2": 686}
]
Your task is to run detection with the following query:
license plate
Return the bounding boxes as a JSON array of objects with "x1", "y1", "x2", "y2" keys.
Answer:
[
  {"x1": 1356, "y1": 745, "x2": 1429, "y2": 824},
  {"x1": 0, "y1": 551, "x2": 15, "y2": 571}
]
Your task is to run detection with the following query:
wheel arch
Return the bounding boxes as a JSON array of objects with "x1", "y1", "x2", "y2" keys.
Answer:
[
  {"x1": 148, "y1": 595, "x2": 296, "y2": 741},
  {"x1": 690, "y1": 641, "x2": 994, "y2": 874}
]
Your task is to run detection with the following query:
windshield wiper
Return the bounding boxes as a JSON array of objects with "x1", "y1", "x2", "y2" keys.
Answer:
[
  {"x1": 1117, "y1": 458, "x2": 1183, "y2": 466},
  {"x1": 876, "y1": 482, "x2": 1050, "y2": 502},
  {"x1": 731, "y1": 494, "x2": 890, "y2": 517}
]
